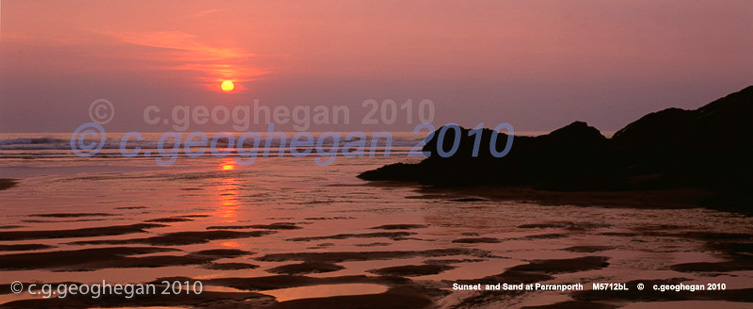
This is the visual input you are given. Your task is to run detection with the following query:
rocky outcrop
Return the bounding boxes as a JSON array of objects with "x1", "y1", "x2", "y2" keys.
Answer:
[{"x1": 358, "y1": 86, "x2": 753, "y2": 212}]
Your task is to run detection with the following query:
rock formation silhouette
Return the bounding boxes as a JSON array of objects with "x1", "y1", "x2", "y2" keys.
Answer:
[{"x1": 359, "y1": 86, "x2": 753, "y2": 212}]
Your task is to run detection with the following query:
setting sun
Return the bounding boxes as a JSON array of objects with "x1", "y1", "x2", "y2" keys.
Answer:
[{"x1": 220, "y1": 80, "x2": 234, "y2": 92}]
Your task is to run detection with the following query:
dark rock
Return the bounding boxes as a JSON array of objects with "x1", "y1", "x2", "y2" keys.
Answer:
[{"x1": 359, "y1": 86, "x2": 753, "y2": 212}]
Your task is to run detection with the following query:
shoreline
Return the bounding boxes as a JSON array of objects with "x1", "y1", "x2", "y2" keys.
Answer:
[{"x1": 416, "y1": 184, "x2": 716, "y2": 210}]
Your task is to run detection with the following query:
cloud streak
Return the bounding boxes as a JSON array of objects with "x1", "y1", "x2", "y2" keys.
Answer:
[{"x1": 111, "y1": 31, "x2": 268, "y2": 91}]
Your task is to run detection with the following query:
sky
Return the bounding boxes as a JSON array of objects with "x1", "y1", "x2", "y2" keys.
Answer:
[{"x1": 1, "y1": 0, "x2": 752, "y2": 133}]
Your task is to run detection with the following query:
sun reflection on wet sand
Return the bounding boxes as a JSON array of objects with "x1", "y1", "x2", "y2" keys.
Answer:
[
  {"x1": 219, "y1": 241, "x2": 243, "y2": 248},
  {"x1": 221, "y1": 162, "x2": 235, "y2": 171},
  {"x1": 217, "y1": 159, "x2": 239, "y2": 222}
]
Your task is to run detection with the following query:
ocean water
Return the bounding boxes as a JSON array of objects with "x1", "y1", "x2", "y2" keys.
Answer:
[{"x1": 0, "y1": 133, "x2": 751, "y2": 308}]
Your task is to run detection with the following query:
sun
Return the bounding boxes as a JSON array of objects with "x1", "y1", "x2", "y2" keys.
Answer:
[{"x1": 221, "y1": 80, "x2": 234, "y2": 92}]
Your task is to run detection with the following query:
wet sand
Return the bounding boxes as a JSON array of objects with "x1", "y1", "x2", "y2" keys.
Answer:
[
  {"x1": 1, "y1": 163, "x2": 752, "y2": 308},
  {"x1": 2, "y1": 210, "x2": 751, "y2": 308},
  {"x1": 0, "y1": 223, "x2": 166, "y2": 241},
  {"x1": 423, "y1": 185, "x2": 715, "y2": 210}
]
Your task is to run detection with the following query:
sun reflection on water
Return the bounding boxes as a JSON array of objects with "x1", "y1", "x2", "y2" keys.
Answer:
[{"x1": 217, "y1": 159, "x2": 239, "y2": 222}]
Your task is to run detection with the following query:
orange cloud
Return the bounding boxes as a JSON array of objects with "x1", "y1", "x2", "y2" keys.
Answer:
[{"x1": 110, "y1": 31, "x2": 268, "y2": 92}]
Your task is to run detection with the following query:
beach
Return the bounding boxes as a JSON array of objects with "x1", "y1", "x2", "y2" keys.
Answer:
[{"x1": 1, "y1": 133, "x2": 752, "y2": 308}]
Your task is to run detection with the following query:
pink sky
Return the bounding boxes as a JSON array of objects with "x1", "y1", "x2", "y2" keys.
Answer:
[{"x1": 1, "y1": 0, "x2": 752, "y2": 132}]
